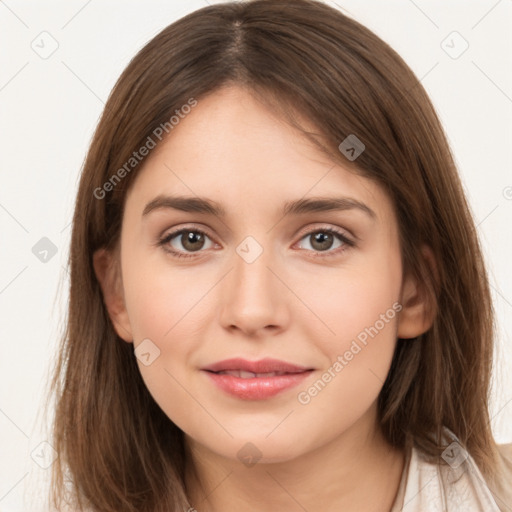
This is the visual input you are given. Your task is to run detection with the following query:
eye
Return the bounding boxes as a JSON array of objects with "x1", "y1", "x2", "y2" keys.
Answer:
[
  {"x1": 295, "y1": 226, "x2": 354, "y2": 256},
  {"x1": 158, "y1": 225, "x2": 355, "y2": 260},
  {"x1": 158, "y1": 227, "x2": 216, "y2": 258}
]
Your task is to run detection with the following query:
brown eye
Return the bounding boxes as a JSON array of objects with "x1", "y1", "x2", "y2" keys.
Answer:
[
  {"x1": 296, "y1": 227, "x2": 354, "y2": 256},
  {"x1": 160, "y1": 228, "x2": 215, "y2": 256}
]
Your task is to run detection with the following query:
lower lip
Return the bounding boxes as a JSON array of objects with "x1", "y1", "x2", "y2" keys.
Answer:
[{"x1": 202, "y1": 370, "x2": 313, "y2": 400}]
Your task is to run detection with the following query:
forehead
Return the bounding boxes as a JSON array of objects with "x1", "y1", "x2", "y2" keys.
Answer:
[{"x1": 125, "y1": 85, "x2": 394, "y2": 224}]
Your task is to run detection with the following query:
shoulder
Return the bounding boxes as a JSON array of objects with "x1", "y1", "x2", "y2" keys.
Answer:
[
  {"x1": 402, "y1": 444, "x2": 509, "y2": 511},
  {"x1": 496, "y1": 442, "x2": 512, "y2": 461},
  {"x1": 394, "y1": 435, "x2": 512, "y2": 512},
  {"x1": 491, "y1": 442, "x2": 512, "y2": 512}
]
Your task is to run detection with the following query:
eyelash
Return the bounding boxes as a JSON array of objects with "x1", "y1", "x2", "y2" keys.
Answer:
[{"x1": 157, "y1": 225, "x2": 355, "y2": 260}]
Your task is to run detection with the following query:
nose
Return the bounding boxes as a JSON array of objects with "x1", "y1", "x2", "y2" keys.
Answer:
[{"x1": 218, "y1": 240, "x2": 290, "y2": 337}]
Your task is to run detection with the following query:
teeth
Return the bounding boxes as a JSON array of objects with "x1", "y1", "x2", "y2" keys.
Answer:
[{"x1": 217, "y1": 370, "x2": 286, "y2": 378}]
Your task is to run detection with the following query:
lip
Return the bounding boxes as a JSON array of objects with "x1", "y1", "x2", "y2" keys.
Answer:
[
  {"x1": 201, "y1": 358, "x2": 314, "y2": 400},
  {"x1": 201, "y1": 357, "x2": 312, "y2": 374}
]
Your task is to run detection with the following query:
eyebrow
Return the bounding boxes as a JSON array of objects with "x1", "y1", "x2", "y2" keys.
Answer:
[{"x1": 142, "y1": 194, "x2": 376, "y2": 220}]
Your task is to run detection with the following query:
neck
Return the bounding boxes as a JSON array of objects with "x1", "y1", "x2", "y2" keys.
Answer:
[{"x1": 184, "y1": 405, "x2": 405, "y2": 512}]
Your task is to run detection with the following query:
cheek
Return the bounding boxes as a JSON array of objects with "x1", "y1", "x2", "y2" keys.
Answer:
[
  {"x1": 122, "y1": 251, "x2": 207, "y2": 341},
  {"x1": 121, "y1": 259, "x2": 210, "y2": 424},
  {"x1": 121, "y1": 252, "x2": 219, "y2": 369},
  {"x1": 293, "y1": 250, "x2": 402, "y2": 406},
  {"x1": 300, "y1": 248, "x2": 402, "y2": 350}
]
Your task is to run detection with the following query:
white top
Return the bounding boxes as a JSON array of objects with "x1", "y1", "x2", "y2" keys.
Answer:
[{"x1": 390, "y1": 431, "x2": 512, "y2": 511}]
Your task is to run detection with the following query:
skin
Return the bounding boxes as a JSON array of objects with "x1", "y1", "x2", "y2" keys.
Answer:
[{"x1": 94, "y1": 85, "x2": 434, "y2": 512}]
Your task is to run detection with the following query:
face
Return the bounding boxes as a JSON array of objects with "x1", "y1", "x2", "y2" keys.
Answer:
[{"x1": 95, "y1": 85, "x2": 428, "y2": 465}]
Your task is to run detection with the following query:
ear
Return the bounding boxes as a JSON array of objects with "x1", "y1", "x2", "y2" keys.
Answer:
[
  {"x1": 397, "y1": 245, "x2": 438, "y2": 339},
  {"x1": 92, "y1": 247, "x2": 133, "y2": 343}
]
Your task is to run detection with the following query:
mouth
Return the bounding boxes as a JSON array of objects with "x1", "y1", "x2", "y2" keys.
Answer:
[
  {"x1": 208, "y1": 369, "x2": 307, "y2": 378},
  {"x1": 202, "y1": 367, "x2": 314, "y2": 400},
  {"x1": 201, "y1": 357, "x2": 313, "y2": 375}
]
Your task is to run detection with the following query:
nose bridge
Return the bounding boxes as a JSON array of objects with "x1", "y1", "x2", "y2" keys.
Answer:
[
  {"x1": 232, "y1": 234, "x2": 276, "y2": 301},
  {"x1": 219, "y1": 234, "x2": 287, "y2": 333}
]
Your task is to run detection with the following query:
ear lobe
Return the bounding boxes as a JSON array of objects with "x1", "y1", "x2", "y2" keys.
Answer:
[
  {"x1": 92, "y1": 248, "x2": 133, "y2": 343},
  {"x1": 397, "y1": 245, "x2": 438, "y2": 339}
]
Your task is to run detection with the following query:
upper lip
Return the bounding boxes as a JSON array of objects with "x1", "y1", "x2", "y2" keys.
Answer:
[{"x1": 202, "y1": 358, "x2": 313, "y2": 374}]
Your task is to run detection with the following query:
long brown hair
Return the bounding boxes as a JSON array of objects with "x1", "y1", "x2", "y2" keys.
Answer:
[{"x1": 46, "y1": 0, "x2": 504, "y2": 510}]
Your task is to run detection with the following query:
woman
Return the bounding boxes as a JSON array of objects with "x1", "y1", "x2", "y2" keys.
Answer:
[{"x1": 47, "y1": 0, "x2": 512, "y2": 510}]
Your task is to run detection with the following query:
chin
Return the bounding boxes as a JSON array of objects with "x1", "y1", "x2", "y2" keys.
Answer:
[{"x1": 226, "y1": 433, "x2": 308, "y2": 465}]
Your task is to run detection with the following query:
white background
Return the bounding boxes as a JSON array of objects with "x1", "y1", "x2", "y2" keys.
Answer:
[{"x1": 0, "y1": 0, "x2": 511, "y2": 510}]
